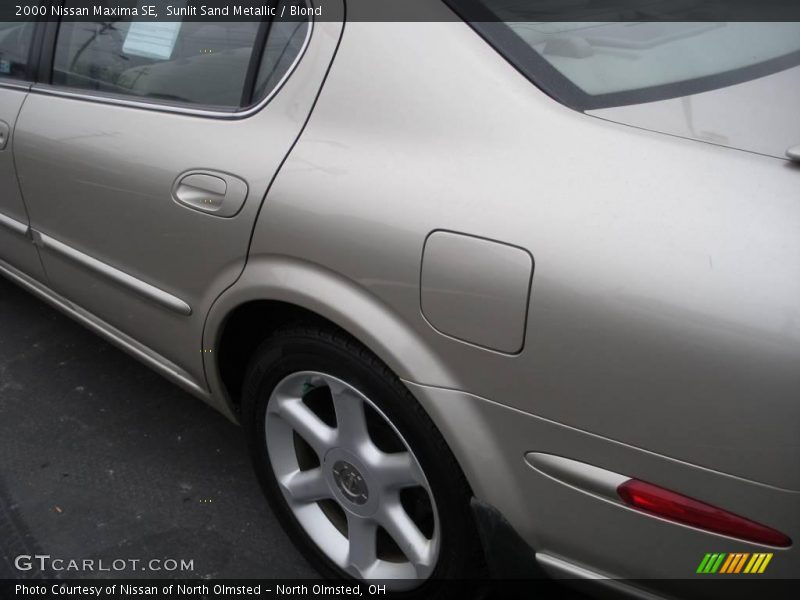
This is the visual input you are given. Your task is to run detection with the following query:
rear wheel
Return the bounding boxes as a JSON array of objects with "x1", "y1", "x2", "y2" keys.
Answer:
[{"x1": 241, "y1": 325, "x2": 484, "y2": 595}]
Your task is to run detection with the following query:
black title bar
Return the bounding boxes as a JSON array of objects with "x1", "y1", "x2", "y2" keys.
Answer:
[{"x1": 3, "y1": 0, "x2": 800, "y2": 22}]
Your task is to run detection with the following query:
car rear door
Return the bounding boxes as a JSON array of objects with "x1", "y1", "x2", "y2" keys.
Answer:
[
  {"x1": 0, "y1": 21, "x2": 46, "y2": 283},
  {"x1": 13, "y1": 5, "x2": 342, "y2": 392}
]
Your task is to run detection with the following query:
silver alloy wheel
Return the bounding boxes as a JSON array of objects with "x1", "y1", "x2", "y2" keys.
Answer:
[{"x1": 265, "y1": 371, "x2": 440, "y2": 588}]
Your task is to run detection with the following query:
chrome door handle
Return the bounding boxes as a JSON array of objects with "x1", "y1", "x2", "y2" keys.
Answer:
[
  {"x1": 172, "y1": 171, "x2": 248, "y2": 217},
  {"x1": 0, "y1": 121, "x2": 10, "y2": 151}
]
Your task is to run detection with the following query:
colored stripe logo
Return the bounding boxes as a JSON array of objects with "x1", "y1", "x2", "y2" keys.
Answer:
[{"x1": 697, "y1": 553, "x2": 773, "y2": 574}]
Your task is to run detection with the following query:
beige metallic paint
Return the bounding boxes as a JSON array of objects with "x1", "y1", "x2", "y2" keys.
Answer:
[{"x1": 1, "y1": 7, "x2": 798, "y2": 589}]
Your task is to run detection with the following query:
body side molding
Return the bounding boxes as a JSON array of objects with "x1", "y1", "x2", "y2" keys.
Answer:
[
  {"x1": 0, "y1": 210, "x2": 29, "y2": 236},
  {"x1": 38, "y1": 232, "x2": 192, "y2": 316},
  {"x1": 0, "y1": 257, "x2": 207, "y2": 398}
]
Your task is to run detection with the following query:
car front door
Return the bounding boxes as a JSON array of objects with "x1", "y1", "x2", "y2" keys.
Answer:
[
  {"x1": 0, "y1": 21, "x2": 46, "y2": 284},
  {"x1": 13, "y1": 6, "x2": 341, "y2": 393}
]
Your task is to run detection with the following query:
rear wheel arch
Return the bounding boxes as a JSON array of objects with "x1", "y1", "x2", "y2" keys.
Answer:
[
  {"x1": 203, "y1": 257, "x2": 459, "y2": 416},
  {"x1": 216, "y1": 299, "x2": 345, "y2": 407}
]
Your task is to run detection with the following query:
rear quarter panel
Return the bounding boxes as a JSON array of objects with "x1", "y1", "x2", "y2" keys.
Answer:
[{"x1": 240, "y1": 19, "x2": 800, "y2": 492}]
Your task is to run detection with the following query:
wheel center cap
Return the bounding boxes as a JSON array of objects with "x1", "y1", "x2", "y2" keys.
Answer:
[
  {"x1": 323, "y1": 448, "x2": 377, "y2": 516},
  {"x1": 332, "y1": 460, "x2": 368, "y2": 504}
]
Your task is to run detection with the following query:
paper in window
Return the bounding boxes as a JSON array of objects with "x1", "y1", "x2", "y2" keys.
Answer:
[{"x1": 123, "y1": 21, "x2": 183, "y2": 61}]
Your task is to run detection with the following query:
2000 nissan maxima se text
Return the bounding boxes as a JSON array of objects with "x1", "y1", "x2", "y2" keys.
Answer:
[{"x1": 0, "y1": 1, "x2": 797, "y2": 598}]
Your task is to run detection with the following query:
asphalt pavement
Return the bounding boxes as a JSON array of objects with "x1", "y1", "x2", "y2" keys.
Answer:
[{"x1": 0, "y1": 274, "x2": 316, "y2": 580}]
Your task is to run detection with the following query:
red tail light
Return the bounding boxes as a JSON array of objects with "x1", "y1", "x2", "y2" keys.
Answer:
[{"x1": 617, "y1": 479, "x2": 792, "y2": 548}]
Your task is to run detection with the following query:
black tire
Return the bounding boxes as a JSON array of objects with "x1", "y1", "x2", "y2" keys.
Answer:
[{"x1": 241, "y1": 324, "x2": 485, "y2": 597}]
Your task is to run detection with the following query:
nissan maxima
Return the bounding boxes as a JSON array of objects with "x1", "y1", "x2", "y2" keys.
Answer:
[{"x1": 0, "y1": 1, "x2": 797, "y2": 598}]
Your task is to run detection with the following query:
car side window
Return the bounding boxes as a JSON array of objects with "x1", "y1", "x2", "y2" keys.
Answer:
[
  {"x1": 0, "y1": 22, "x2": 34, "y2": 80},
  {"x1": 51, "y1": 2, "x2": 310, "y2": 110}
]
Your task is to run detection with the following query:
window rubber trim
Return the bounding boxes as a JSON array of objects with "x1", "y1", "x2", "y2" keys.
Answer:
[{"x1": 241, "y1": 18, "x2": 275, "y2": 107}]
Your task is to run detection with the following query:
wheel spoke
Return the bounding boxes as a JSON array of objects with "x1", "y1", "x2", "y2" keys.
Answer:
[
  {"x1": 380, "y1": 501, "x2": 433, "y2": 573},
  {"x1": 275, "y1": 396, "x2": 336, "y2": 457},
  {"x1": 346, "y1": 514, "x2": 378, "y2": 577},
  {"x1": 281, "y1": 468, "x2": 330, "y2": 503},
  {"x1": 367, "y1": 451, "x2": 421, "y2": 490},
  {"x1": 330, "y1": 384, "x2": 370, "y2": 450}
]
